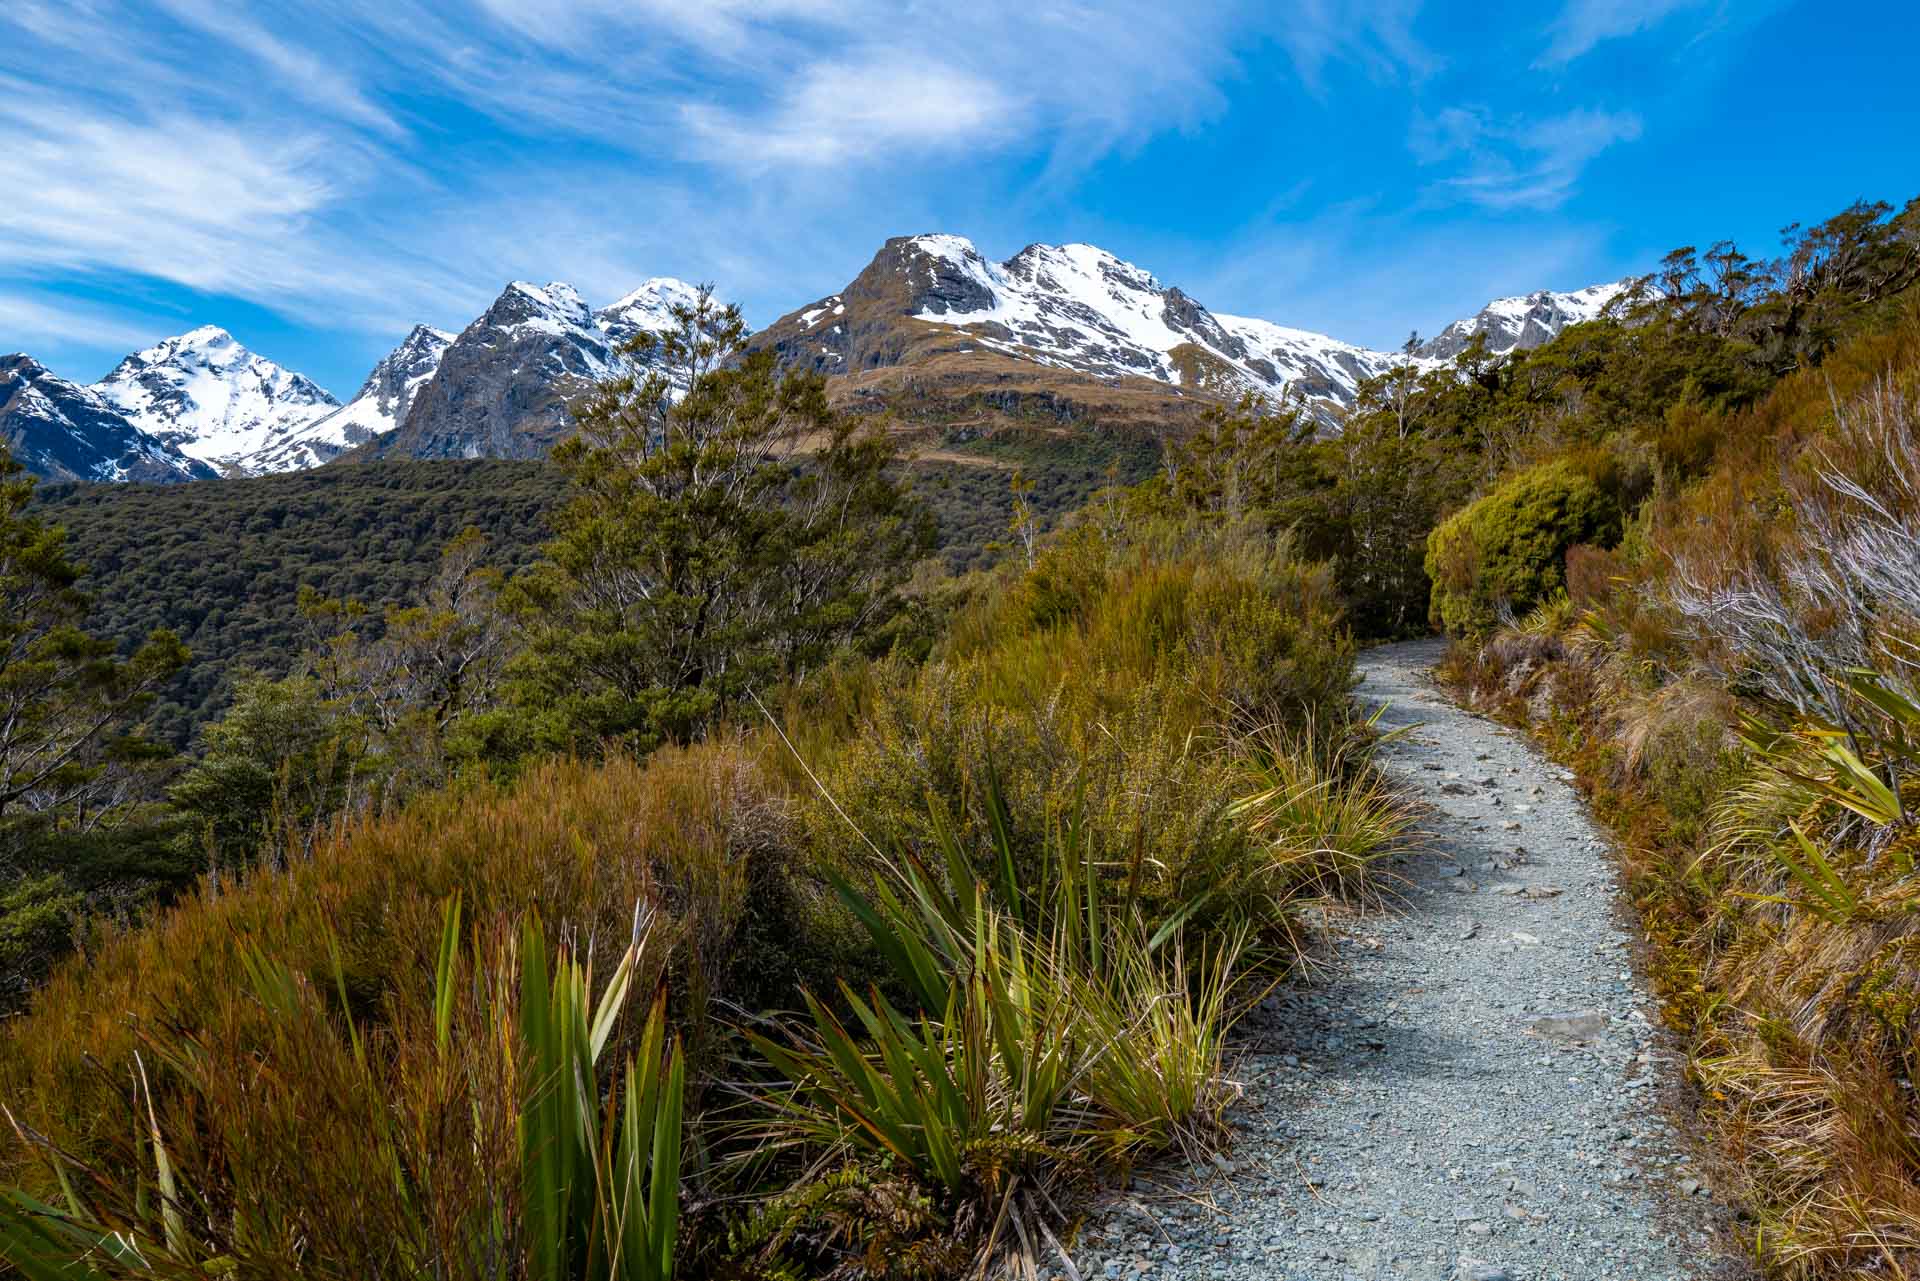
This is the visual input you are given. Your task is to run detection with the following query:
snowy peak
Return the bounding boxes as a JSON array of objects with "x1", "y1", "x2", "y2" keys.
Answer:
[
  {"x1": 241, "y1": 324, "x2": 454, "y2": 474},
  {"x1": 890, "y1": 233, "x2": 1392, "y2": 414},
  {"x1": 2, "y1": 353, "x2": 214, "y2": 484},
  {"x1": 486, "y1": 281, "x2": 606, "y2": 342},
  {"x1": 1417, "y1": 280, "x2": 1632, "y2": 362},
  {"x1": 93, "y1": 327, "x2": 339, "y2": 472},
  {"x1": 596, "y1": 277, "x2": 705, "y2": 347}
]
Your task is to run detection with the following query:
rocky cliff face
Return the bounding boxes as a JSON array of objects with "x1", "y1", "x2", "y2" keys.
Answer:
[
  {"x1": 361, "y1": 278, "x2": 702, "y2": 462},
  {"x1": 362, "y1": 282, "x2": 618, "y2": 461},
  {"x1": 92, "y1": 326, "x2": 339, "y2": 473},
  {"x1": 2, "y1": 354, "x2": 215, "y2": 484}
]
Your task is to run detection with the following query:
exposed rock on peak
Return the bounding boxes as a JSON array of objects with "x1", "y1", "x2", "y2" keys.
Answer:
[{"x1": 2, "y1": 354, "x2": 215, "y2": 484}]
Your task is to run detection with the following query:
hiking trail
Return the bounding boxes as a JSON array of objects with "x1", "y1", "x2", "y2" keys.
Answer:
[{"x1": 1070, "y1": 638, "x2": 1752, "y2": 1281}]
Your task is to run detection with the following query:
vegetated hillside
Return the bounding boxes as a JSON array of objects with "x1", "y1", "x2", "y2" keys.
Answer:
[
  {"x1": 0, "y1": 499, "x2": 1404, "y2": 1276},
  {"x1": 34, "y1": 433, "x2": 1157, "y2": 744},
  {"x1": 33, "y1": 460, "x2": 570, "y2": 745},
  {"x1": 912, "y1": 426, "x2": 1160, "y2": 571},
  {"x1": 1424, "y1": 198, "x2": 1920, "y2": 1278}
]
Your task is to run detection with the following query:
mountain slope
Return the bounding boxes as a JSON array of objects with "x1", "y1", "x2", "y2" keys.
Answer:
[
  {"x1": 749, "y1": 236, "x2": 1225, "y2": 435},
  {"x1": 2, "y1": 354, "x2": 214, "y2": 484},
  {"x1": 92, "y1": 327, "x2": 340, "y2": 474},
  {"x1": 356, "y1": 279, "x2": 700, "y2": 463},
  {"x1": 1416, "y1": 281, "x2": 1631, "y2": 362},
  {"x1": 245, "y1": 325, "x2": 454, "y2": 473}
]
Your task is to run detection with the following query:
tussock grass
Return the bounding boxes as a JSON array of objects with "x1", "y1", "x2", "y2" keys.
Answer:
[{"x1": 1230, "y1": 716, "x2": 1420, "y2": 905}]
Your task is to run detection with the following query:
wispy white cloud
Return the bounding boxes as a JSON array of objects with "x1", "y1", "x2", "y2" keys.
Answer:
[
  {"x1": 1412, "y1": 104, "x2": 1642, "y2": 211},
  {"x1": 0, "y1": 291, "x2": 160, "y2": 354},
  {"x1": 1275, "y1": 0, "x2": 1439, "y2": 90},
  {"x1": 1537, "y1": 0, "x2": 1707, "y2": 64},
  {"x1": 151, "y1": 0, "x2": 403, "y2": 135},
  {"x1": 685, "y1": 60, "x2": 1019, "y2": 169}
]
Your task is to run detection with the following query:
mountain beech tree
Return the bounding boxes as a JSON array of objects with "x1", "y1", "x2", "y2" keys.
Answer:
[
  {"x1": 497, "y1": 287, "x2": 930, "y2": 755},
  {"x1": 0, "y1": 445, "x2": 186, "y2": 1005},
  {"x1": 0, "y1": 447, "x2": 184, "y2": 843}
]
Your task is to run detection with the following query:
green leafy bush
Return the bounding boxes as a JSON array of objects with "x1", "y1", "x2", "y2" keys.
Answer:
[{"x1": 1425, "y1": 457, "x2": 1622, "y2": 639}]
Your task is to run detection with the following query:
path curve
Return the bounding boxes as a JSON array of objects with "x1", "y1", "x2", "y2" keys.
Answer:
[{"x1": 1072, "y1": 638, "x2": 1750, "y2": 1281}]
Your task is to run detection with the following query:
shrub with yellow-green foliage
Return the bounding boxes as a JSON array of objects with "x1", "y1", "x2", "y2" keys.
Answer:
[
  {"x1": 809, "y1": 519, "x2": 1360, "y2": 952},
  {"x1": 1425, "y1": 456, "x2": 1622, "y2": 639}
]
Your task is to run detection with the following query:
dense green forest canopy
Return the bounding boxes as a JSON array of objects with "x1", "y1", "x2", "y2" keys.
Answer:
[
  {"x1": 31, "y1": 434, "x2": 1154, "y2": 745},
  {"x1": 32, "y1": 460, "x2": 569, "y2": 746}
]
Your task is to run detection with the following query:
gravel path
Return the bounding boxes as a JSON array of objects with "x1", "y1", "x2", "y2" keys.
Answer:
[{"x1": 1070, "y1": 639, "x2": 1751, "y2": 1281}]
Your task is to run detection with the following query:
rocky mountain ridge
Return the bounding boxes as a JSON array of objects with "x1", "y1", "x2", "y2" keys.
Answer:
[
  {"x1": 6, "y1": 238, "x2": 1635, "y2": 482},
  {"x1": 352, "y1": 277, "x2": 703, "y2": 462},
  {"x1": 1, "y1": 354, "x2": 215, "y2": 484}
]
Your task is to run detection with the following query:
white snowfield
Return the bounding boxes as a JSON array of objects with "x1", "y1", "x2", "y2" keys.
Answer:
[
  {"x1": 902, "y1": 233, "x2": 1629, "y2": 416},
  {"x1": 93, "y1": 326, "x2": 339, "y2": 474}
]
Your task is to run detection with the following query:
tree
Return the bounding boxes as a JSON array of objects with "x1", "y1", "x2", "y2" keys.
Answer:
[
  {"x1": 0, "y1": 445, "x2": 189, "y2": 1009},
  {"x1": 0, "y1": 447, "x2": 184, "y2": 847},
  {"x1": 498, "y1": 287, "x2": 930, "y2": 755},
  {"x1": 1166, "y1": 392, "x2": 1311, "y2": 519}
]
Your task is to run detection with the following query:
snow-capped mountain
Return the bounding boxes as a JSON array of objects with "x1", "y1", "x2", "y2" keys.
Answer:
[
  {"x1": 1417, "y1": 281, "x2": 1633, "y2": 362},
  {"x1": 904, "y1": 235, "x2": 1420, "y2": 410},
  {"x1": 244, "y1": 325, "x2": 454, "y2": 473},
  {"x1": 754, "y1": 235, "x2": 1623, "y2": 429},
  {"x1": 2, "y1": 354, "x2": 214, "y2": 484},
  {"x1": 758, "y1": 235, "x2": 1383, "y2": 426},
  {"x1": 91, "y1": 326, "x2": 340, "y2": 474},
  {"x1": 361, "y1": 277, "x2": 702, "y2": 462},
  {"x1": 596, "y1": 278, "x2": 708, "y2": 349}
]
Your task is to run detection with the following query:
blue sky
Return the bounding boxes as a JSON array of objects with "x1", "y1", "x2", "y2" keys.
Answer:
[{"x1": 2, "y1": 0, "x2": 1915, "y2": 397}]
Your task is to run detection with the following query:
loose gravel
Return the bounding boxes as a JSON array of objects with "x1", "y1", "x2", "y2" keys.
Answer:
[{"x1": 1065, "y1": 639, "x2": 1754, "y2": 1281}]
